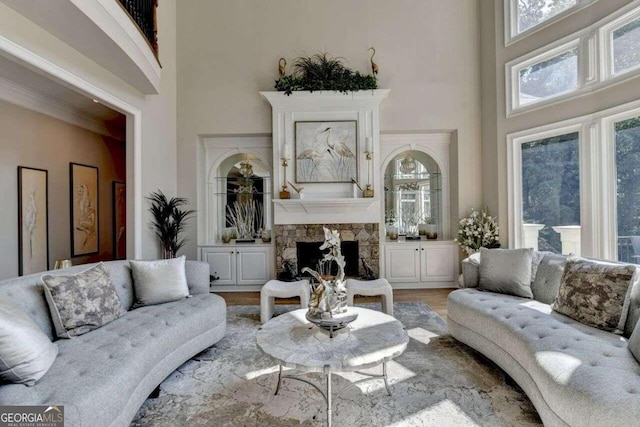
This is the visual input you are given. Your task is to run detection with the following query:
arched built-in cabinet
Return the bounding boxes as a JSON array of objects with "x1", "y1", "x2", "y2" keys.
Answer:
[
  {"x1": 379, "y1": 133, "x2": 459, "y2": 288},
  {"x1": 197, "y1": 135, "x2": 275, "y2": 291}
]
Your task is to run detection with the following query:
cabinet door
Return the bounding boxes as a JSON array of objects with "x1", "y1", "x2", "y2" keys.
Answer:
[
  {"x1": 236, "y1": 247, "x2": 272, "y2": 285},
  {"x1": 420, "y1": 244, "x2": 455, "y2": 282},
  {"x1": 202, "y1": 248, "x2": 236, "y2": 286},
  {"x1": 384, "y1": 245, "x2": 420, "y2": 283}
]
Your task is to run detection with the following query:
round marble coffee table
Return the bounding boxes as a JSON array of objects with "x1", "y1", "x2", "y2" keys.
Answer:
[{"x1": 256, "y1": 307, "x2": 409, "y2": 427}]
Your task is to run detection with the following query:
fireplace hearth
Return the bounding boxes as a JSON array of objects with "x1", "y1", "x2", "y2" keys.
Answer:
[{"x1": 296, "y1": 241, "x2": 359, "y2": 277}]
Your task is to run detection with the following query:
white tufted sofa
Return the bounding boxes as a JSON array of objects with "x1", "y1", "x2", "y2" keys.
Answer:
[
  {"x1": 0, "y1": 260, "x2": 226, "y2": 427},
  {"x1": 447, "y1": 254, "x2": 640, "y2": 427}
]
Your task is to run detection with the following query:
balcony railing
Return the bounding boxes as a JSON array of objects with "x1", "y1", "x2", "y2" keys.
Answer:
[{"x1": 118, "y1": 0, "x2": 158, "y2": 57}]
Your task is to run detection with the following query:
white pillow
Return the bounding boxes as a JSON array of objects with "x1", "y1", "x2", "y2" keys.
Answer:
[
  {"x1": 130, "y1": 256, "x2": 190, "y2": 306},
  {"x1": 0, "y1": 299, "x2": 58, "y2": 386}
]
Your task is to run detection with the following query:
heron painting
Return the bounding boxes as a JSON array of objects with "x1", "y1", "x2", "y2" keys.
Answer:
[{"x1": 294, "y1": 120, "x2": 358, "y2": 183}]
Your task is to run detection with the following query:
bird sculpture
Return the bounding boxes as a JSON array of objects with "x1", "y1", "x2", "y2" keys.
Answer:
[
  {"x1": 369, "y1": 47, "x2": 379, "y2": 75},
  {"x1": 287, "y1": 181, "x2": 304, "y2": 194},
  {"x1": 278, "y1": 58, "x2": 287, "y2": 77}
]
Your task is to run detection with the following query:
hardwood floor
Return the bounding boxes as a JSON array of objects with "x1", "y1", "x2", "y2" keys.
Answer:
[{"x1": 216, "y1": 288, "x2": 455, "y2": 319}]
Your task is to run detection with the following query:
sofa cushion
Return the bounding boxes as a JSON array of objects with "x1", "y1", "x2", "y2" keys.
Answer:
[
  {"x1": 552, "y1": 257, "x2": 635, "y2": 334},
  {"x1": 530, "y1": 253, "x2": 566, "y2": 305},
  {"x1": 478, "y1": 248, "x2": 534, "y2": 298},
  {"x1": 3, "y1": 293, "x2": 226, "y2": 426},
  {"x1": 461, "y1": 252, "x2": 481, "y2": 288},
  {"x1": 0, "y1": 299, "x2": 58, "y2": 386},
  {"x1": 42, "y1": 263, "x2": 126, "y2": 339},
  {"x1": 130, "y1": 256, "x2": 190, "y2": 306},
  {"x1": 630, "y1": 318, "x2": 640, "y2": 363},
  {"x1": 448, "y1": 289, "x2": 640, "y2": 426}
]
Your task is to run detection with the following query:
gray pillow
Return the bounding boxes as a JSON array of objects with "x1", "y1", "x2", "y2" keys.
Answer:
[
  {"x1": 531, "y1": 254, "x2": 567, "y2": 305},
  {"x1": 0, "y1": 299, "x2": 58, "y2": 386},
  {"x1": 42, "y1": 263, "x2": 126, "y2": 339},
  {"x1": 624, "y1": 270, "x2": 640, "y2": 338},
  {"x1": 552, "y1": 257, "x2": 635, "y2": 334},
  {"x1": 461, "y1": 252, "x2": 481, "y2": 288},
  {"x1": 478, "y1": 248, "x2": 534, "y2": 298},
  {"x1": 629, "y1": 318, "x2": 640, "y2": 363},
  {"x1": 130, "y1": 256, "x2": 190, "y2": 306}
]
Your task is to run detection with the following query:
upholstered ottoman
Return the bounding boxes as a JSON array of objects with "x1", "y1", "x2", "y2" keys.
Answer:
[
  {"x1": 260, "y1": 279, "x2": 310, "y2": 324},
  {"x1": 346, "y1": 278, "x2": 394, "y2": 316}
]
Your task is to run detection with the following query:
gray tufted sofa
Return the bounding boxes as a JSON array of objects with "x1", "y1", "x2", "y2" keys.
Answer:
[
  {"x1": 447, "y1": 253, "x2": 640, "y2": 426},
  {"x1": 0, "y1": 260, "x2": 226, "y2": 427}
]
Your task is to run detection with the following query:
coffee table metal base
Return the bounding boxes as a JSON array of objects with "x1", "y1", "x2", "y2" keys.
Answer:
[{"x1": 274, "y1": 362, "x2": 392, "y2": 427}]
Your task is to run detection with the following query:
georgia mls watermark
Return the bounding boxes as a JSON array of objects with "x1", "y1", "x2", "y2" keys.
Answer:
[{"x1": 0, "y1": 406, "x2": 64, "y2": 427}]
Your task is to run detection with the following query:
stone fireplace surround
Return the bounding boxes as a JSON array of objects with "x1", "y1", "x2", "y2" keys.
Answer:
[{"x1": 274, "y1": 223, "x2": 379, "y2": 278}]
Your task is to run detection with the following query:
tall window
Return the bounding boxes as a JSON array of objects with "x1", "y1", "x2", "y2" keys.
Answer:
[
  {"x1": 521, "y1": 132, "x2": 580, "y2": 253},
  {"x1": 612, "y1": 17, "x2": 640, "y2": 75},
  {"x1": 518, "y1": 47, "x2": 579, "y2": 106},
  {"x1": 517, "y1": 0, "x2": 579, "y2": 34},
  {"x1": 615, "y1": 116, "x2": 640, "y2": 263}
]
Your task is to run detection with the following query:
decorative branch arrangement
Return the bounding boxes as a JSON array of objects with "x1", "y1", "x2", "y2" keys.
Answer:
[
  {"x1": 226, "y1": 200, "x2": 262, "y2": 241},
  {"x1": 275, "y1": 52, "x2": 378, "y2": 95}
]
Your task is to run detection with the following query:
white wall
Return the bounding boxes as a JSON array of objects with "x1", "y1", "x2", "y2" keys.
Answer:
[
  {"x1": 0, "y1": 100, "x2": 126, "y2": 279},
  {"x1": 480, "y1": 0, "x2": 640, "y2": 244},
  {"x1": 177, "y1": 0, "x2": 483, "y2": 259},
  {"x1": 0, "y1": 0, "x2": 178, "y2": 262}
]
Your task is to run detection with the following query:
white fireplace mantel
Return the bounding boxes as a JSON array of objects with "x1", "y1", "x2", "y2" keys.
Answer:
[{"x1": 260, "y1": 90, "x2": 390, "y2": 224}]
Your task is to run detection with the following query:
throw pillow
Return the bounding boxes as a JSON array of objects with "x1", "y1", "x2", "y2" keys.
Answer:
[
  {"x1": 624, "y1": 270, "x2": 640, "y2": 337},
  {"x1": 478, "y1": 248, "x2": 534, "y2": 298},
  {"x1": 42, "y1": 263, "x2": 126, "y2": 339},
  {"x1": 0, "y1": 299, "x2": 58, "y2": 386},
  {"x1": 531, "y1": 254, "x2": 567, "y2": 305},
  {"x1": 629, "y1": 318, "x2": 640, "y2": 363},
  {"x1": 461, "y1": 252, "x2": 481, "y2": 288},
  {"x1": 130, "y1": 256, "x2": 190, "y2": 306},
  {"x1": 552, "y1": 257, "x2": 635, "y2": 334}
]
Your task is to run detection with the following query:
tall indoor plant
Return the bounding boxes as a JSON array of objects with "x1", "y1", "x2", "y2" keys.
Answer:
[{"x1": 147, "y1": 190, "x2": 195, "y2": 258}]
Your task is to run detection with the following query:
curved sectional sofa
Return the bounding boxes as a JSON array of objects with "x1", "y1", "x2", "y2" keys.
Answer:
[
  {"x1": 0, "y1": 260, "x2": 226, "y2": 427},
  {"x1": 447, "y1": 254, "x2": 640, "y2": 426}
]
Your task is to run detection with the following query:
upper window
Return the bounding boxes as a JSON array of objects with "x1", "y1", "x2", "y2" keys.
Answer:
[
  {"x1": 609, "y1": 14, "x2": 640, "y2": 76},
  {"x1": 506, "y1": 0, "x2": 597, "y2": 45},
  {"x1": 518, "y1": 46, "x2": 579, "y2": 106}
]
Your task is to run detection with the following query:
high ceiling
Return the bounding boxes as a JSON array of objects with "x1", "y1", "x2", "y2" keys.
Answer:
[{"x1": 0, "y1": 54, "x2": 125, "y2": 139}]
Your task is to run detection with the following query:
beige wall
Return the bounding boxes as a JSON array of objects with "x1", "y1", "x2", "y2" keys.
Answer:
[
  {"x1": 0, "y1": 0, "x2": 178, "y2": 262},
  {"x1": 0, "y1": 99, "x2": 125, "y2": 279},
  {"x1": 177, "y1": 0, "x2": 483, "y2": 259},
  {"x1": 480, "y1": 0, "x2": 640, "y2": 244}
]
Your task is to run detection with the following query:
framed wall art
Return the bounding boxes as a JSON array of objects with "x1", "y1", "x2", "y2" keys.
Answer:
[
  {"x1": 18, "y1": 166, "x2": 49, "y2": 275},
  {"x1": 112, "y1": 181, "x2": 126, "y2": 260},
  {"x1": 294, "y1": 120, "x2": 358, "y2": 183},
  {"x1": 70, "y1": 163, "x2": 99, "y2": 257}
]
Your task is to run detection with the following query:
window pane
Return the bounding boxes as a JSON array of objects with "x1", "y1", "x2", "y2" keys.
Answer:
[
  {"x1": 615, "y1": 116, "x2": 640, "y2": 264},
  {"x1": 521, "y1": 132, "x2": 580, "y2": 254},
  {"x1": 613, "y1": 18, "x2": 640, "y2": 75},
  {"x1": 519, "y1": 48, "x2": 578, "y2": 105},
  {"x1": 517, "y1": 0, "x2": 578, "y2": 34}
]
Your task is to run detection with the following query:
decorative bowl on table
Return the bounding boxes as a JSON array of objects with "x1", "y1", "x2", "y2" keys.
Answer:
[{"x1": 305, "y1": 310, "x2": 358, "y2": 338}]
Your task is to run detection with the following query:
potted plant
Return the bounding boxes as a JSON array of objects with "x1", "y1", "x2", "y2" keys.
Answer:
[
  {"x1": 147, "y1": 190, "x2": 195, "y2": 259},
  {"x1": 455, "y1": 208, "x2": 500, "y2": 255}
]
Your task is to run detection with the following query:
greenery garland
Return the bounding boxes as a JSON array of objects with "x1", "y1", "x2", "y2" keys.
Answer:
[{"x1": 275, "y1": 52, "x2": 378, "y2": 95}]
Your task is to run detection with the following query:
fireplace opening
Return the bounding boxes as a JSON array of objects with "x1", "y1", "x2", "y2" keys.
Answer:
[{"x1": 296, "y1": 241, "x2": 359, "y2": 278}]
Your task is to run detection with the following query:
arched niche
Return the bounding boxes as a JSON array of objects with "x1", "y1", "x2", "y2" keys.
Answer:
[
  {"x1": 208, "y1": 152, "x2": 272, "y2": 242},
  {"x1": 383, "y1": 149, "x2": 443, "y2": 238}
]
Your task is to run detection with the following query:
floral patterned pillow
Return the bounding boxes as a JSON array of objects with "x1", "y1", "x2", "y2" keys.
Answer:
[
  {"x1": 42, "y1": 263, "x2": 126, "y2": 339},
  {"x1": 552, "y1": 257, "x2": 635, "y2": 334}
]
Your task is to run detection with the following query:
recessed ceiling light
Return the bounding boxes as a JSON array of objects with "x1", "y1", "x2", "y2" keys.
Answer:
[{"x1": 92, "y1": 99, "x2": 99, "y2": 103}]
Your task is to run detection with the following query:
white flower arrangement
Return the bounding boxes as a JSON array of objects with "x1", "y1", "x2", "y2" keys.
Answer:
[{"x1": 455, "y1": 209, "x2": 500, "y2": 256}]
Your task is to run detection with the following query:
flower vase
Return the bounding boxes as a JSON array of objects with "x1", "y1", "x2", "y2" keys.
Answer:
[{"x1": 162, "y1": 247, "x2": 175, "y2": 259}]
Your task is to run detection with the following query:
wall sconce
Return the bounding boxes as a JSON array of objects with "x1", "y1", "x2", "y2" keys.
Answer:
[
  {"x1": 363, "y1": 137, "x2": 374, "y2": 198},
  {"x1": 280, "y1": 142, "x2": 291, "y2": 199}
]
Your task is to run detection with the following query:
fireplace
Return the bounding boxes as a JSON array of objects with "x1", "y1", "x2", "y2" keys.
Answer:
[
  {"x1": 274, "y1": 223, "x2": 379, "y2": 278},
  {"x1": 296, "y1": 241, "x2": 359, "y2": 277}
]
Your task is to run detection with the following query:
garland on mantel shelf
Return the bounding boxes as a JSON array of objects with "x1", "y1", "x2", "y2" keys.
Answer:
[{"x1": 275, "y1": 52, "x2": 378, "y2": 95}]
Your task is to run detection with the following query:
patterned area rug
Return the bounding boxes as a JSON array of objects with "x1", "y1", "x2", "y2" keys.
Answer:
[{"x1": 131, "y1": 302, "x2": 542, "y2": 426}]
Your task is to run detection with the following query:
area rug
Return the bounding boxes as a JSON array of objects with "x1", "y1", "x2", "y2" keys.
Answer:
[{"x1": 131, "y1": 303, "x2": 542, "y2": 426}]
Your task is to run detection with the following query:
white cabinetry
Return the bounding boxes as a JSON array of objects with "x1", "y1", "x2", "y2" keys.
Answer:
[
  {"x1": 383, "y1": 240, "x2": 458, "y2": 288},
  {"x1": 200, "y1": 244, "x2": 274, "y2": 291}
]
